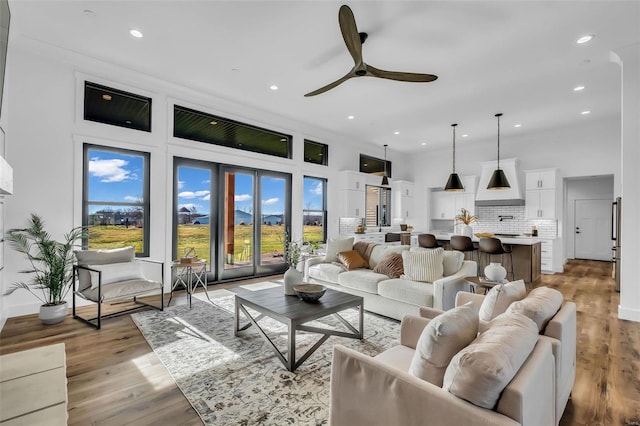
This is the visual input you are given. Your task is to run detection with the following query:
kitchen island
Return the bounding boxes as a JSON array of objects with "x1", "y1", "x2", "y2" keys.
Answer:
[{"x1": 432, "y1": 234, "x2": 542, "y2": 284}]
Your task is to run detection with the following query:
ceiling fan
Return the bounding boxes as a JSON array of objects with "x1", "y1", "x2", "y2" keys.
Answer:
[{"x1": 305, "y1": 4, "x2": 438, "y2": 97}]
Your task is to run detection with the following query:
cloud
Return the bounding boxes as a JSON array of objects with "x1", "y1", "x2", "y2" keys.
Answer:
[
  {"x1": 178, "y1": 203, "x2": 198, "y2": 211},
  {"x1": 178, "y1": 181, "x2": 185, "y2": 190},
  {"x1": 123, "y1": 195, "x2": 139, "y2": 202},
  {"x1": 262, "y1": 197, "x2": 279, "y2": 205},
  {"x1": 178, "y1": 190, "x2": 210, "y2": 199},
  {"x1": 202, "y1": 194, "x2": 210, "y2": 201},
  {"x1": 202, "y1": 179, "x2": 211, "y2": 184},
  {"x1": 235, "y1": 194, "x2": 252, "y2": 202},
  {"x1": 310, "y1": 181, "x2": 323, "y2": 195},
  {"x1": 89, "y1": 158, "x2": 130, "y2": 182}
]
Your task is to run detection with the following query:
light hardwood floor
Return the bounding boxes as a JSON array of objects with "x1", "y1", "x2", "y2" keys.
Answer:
[{"x1": 1, "y1": 261, "x2": 639, "y2": 425}]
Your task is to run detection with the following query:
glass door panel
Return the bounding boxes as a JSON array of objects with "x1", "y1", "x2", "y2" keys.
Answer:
[
  {"x1": 223, "y1": 170, "x2": 254, "y2": 273},
  {"x1": 259, "y1": 175, "x2": 286, "y2": 266},
  {"x1": 176, "y1": 165, "x2": 212, "y2": 268}
]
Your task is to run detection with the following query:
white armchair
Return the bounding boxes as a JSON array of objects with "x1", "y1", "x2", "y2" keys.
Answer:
[{"x1": 72, "y1": 246, "x2": 164, "y2": 329}]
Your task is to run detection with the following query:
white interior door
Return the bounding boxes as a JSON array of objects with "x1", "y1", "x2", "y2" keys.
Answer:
[{"x1": 574, "y1": 199, "x2": 612, "y2": 261}]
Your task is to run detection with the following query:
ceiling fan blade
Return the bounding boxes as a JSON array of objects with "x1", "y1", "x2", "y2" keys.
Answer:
[
  {"x1": 367, "y1": 65, "x2": 438, "y2": 83},
  {"x1": 338, "y1": 5, "x2": 363, "y2": 66},
  {"x1": 304, "y1": 70, "x2": 356, "y2": 97}
]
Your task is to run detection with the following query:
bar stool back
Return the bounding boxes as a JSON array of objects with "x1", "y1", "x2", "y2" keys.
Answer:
[
  {"x1": 418, "y1": 233, "x2": 440, "y2": 248},
  {"x1": 478, "y1": 237, "x2": 515, "y2": 280}
]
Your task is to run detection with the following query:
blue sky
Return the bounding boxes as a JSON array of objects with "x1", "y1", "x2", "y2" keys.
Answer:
[{"x1": 88, "y1": 149, "x2": 322, "y2": 216}]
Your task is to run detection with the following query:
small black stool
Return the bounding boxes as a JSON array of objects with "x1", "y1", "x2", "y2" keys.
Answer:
[{"x1": 478, "y1": 237, "x2": 515, "y2": 280}]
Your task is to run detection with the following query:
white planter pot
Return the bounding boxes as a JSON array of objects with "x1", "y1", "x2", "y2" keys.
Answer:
[
  {"x1": 283, "y1": 266, "x2": 303, "y2": 296},
  {"x1": 39, "y1": 302, "x2": 68, "y2": 325},
  {"x1": 484, "y1": 262, "x2": 507, "y2": 282}
]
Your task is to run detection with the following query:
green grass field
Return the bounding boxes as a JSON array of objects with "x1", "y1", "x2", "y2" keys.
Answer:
[{"x1": 89, "y1": 224, "x2": 323, "y2": 266}]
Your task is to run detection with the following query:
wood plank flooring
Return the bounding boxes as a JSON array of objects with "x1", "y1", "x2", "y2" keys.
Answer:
[{"x1": 1, "y1": 262, "x2": 639, "y2": 425}]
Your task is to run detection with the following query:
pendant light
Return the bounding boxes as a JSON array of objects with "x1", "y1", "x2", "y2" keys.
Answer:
[
  {"x1": 444, "y1": 123, "x2": 464, "y2": 192},
  {"x1": 487, "y1": 113, "x2": 511, "y2": 190},
  {"x1": 381, "y1": 144, "x2": 389, "y2": 186}
]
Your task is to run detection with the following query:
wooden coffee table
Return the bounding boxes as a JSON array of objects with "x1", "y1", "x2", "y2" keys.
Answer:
[
  {"x1": 234, "y1": 286, "x2": 364, "y2": 371},
  {"x1": 465, "y1": 276, "x2": 507, "y2": 294}
]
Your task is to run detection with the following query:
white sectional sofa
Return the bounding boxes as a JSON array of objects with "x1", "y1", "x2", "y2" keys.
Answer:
[{"x1": 305, "y1": 242, "x2": 477, "y2": 321}]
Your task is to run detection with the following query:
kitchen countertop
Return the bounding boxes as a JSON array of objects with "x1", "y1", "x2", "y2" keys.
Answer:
[{"x1": 431, "y1": 233, "x2": 542, "y2": 246}]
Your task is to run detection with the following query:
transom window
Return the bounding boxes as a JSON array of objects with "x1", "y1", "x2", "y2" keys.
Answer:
[
  {"x1": 304, "y1": 140, "x2": 328, "y2": 166},
  {"x1": 82, "y1": 144, "x2": 150, "y2": 256}
]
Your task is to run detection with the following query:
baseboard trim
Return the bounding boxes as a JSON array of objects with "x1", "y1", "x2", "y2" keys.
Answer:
[{"x1": 618, "y1": 305, "x2": 640, "y2": 322}]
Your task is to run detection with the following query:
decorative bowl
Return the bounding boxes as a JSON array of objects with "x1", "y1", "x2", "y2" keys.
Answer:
[
  {"x1": 474, "y1": 232, "x2": 494, "y2": 238},
  {"x1": 523, "y1": 232, "x2": 533, "y2": 237},
  {"x1": 293, "y1": 284, "x2": 326, "y2": 302}
]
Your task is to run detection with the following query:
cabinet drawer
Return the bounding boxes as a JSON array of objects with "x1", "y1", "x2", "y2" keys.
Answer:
[{"x1": 541, "y1": 260, "x2": 553, "y2": 271}]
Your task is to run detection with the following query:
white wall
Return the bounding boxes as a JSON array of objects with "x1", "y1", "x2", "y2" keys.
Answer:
[{"x1": 1, "y1": 37, "x2": 410, "y2": 318}]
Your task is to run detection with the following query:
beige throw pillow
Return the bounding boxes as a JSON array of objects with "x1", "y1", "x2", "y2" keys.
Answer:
[
  {"x1": 324, "y1": 237, "x2": 354, "y2": 262},
  {"x1": 443, "y1": 312, "x2": 539, "y2": 409},
  {"x1": 372, "y1": 252, "x2": 404, "y2": 278},
  {"x1": 507, "y1": 286, "x2": 564, "y2": 331},
  {"x1": 401, "y1": 248, "x2": 444, "y2": 283},
  {"x1": 442, "y1": 250, "x2": 465, "y2": 276},
  {"x1": 337, "y1": 250, "x2": 369, "y2": 270},
  {"x1": 478, "y1": 279, "x2": 527, "y2": 321},
  {"x1": 408, "y1": 302, "x2": 479, "y2": 386}
]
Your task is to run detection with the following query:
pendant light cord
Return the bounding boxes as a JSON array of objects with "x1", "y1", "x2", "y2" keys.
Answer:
[
  {"x1": 384, "y1": 144, "x2": 388, "y2": 177},
  {"x1": 495, "y1": 113, "x2": 503, "y2": 169},
  {"x1": 451, "y1": 124, "x2": 457, "y2": 173}
]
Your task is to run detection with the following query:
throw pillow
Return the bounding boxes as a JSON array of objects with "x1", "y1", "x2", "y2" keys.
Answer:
[
  {"x1": 443, "y1": 312, "x2": 539, "y2": 409},
  {"x1": 324, "y1": 237, "x2": 354, "y2": 263},
  {"x1": 408, "y1": 302, "x2": 479, "y2": 386},
  {"x1": 442, "y1": 250, "x2": 465, "y2": 276},
  {"x1": 478, "y1": 279, "x2": 527, "y2": 322},
  {"x1": 75, "y1": 246, "x2": 136, "y2": 291},
  {"x1": 88, "y1": 261, "x2": 146, "y2": 290},
  {"x1": 401, "y1": 247, "x2": 444, "y2": 283},
  {"x1": 506, "y1": 286, "x2": 564, "y2": 331},
  {"x1": 336, "y1": 250, "x2": 369, "y2": 270},
  {"x1": 372, "y1": 252, "x2": 404, "y2": 278}
]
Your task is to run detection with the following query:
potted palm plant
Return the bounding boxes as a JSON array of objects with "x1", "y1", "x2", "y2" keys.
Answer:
[{"x1": 4, "y1": 213, "x2": 86, "y2": 324}]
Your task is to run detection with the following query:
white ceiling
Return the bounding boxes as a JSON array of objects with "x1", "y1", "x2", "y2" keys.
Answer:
[{"x1": 8, "y1": 1, "x2": 640, "y2": 152}]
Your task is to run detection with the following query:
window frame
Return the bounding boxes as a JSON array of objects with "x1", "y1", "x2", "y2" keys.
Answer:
[
  {"x1": 303, "y1": 139, "x2": 328, "y2": 166},
  {"x1": 303, "y1": 176, "x2": 328, "y2": 243},
  {"x1": 359, "y1": 153, "x2": 392, "y2": 178},
  {"x1": 82, "y1": 143, "x2": 151, "y2": 256}
]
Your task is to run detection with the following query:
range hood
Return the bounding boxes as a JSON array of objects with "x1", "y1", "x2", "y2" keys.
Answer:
[{"x1": 475, "y1": 158, "x2": 524, "y2": 206}]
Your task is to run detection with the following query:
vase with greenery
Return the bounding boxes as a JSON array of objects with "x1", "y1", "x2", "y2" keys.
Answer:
[
  {"x1": 454, "y1": 208, "x2": 477, "y2": 237},
  {"x1": 4, "y1": 213, "x2": 86, "y2": 324},
  {"x1": 283, "y1": 233, "x2": 302, "y2": 295}
]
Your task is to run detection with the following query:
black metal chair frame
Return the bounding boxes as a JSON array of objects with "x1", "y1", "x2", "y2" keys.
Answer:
[{"x1": 72, "y1": 259, "x2": 164, "y2": 330}]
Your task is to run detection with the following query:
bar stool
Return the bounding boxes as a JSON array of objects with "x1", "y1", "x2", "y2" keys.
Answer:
[
  {"x1": 450, "y1": 235, "x2": 479, "y2": 265},
  {"x1": 418, "y1": 233, "x2": 440, "y2": 248},
  {"x1": 478, "y1": 237, "x2": 514, "y2": 280}
]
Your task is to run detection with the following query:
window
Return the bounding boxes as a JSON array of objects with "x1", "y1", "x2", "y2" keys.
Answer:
[
  {"x1": 83, "y1": 144, "x2": 150, "y2": 256},
  {"x1": 359, "y1": 154, "x2": 391, "y2": 178},
  {"x1": 365, "y1": 185, "x2": 391, "y2": 228},
  {"x1": 84, "y1": 82, "x2": 152, "y2": 132},
  {"x1": 304, "y1": 140, "x2": 328, "y2": 165},
  {"x1": 303, "y1": 176, "x2": 327, "y2": 243},
  {"x1": 173, "y1": 105, "x2": 292, "y2": 159}
]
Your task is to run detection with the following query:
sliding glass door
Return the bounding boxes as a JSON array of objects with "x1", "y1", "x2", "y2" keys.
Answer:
[{"x1": 174, "y1": 158, "x2": 290, "y2": 283}]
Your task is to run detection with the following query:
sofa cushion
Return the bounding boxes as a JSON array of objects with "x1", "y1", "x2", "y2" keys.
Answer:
[
  {"x1": 478, "y1": 279, "x2": 527, "y2": 321},
  {"x1": 401, "y1": 248, "x2": 444, "y2": 283},
  {"x1": 88, "y1": 261, "x2": 145, "y2": 289},
  {"x1": 80, "y1": 278, "x2": 162, "y2": 302},
  {"x1": 443, "y1": 312, "x2": 539, "y2": 409},
  {"x1": 374, "y1": 345, "x2": 415, "y2": 372},
  {"x1": 324, "y1": 237, "x2": 354, "y2": 262},
  {"x1": 372, "y1": 252, "x2": 404, "y2": 278},
  {"x1": 408, "y1": 302, "x2": 479, "y2": 386},
  {"x1": 75, "y1": 246, "x2": 136, "y2": 291},
  {"x1": 378, "y1": 279, "x2": 434, "y2": 307},
  {"x1": 337, "y1": 250, "x2": 369, "y2": 270},
  {"x1": 338, "y1": 270, "x2": 388, "y2": 294},
  {"x1": 308, "y1": 262, "x2": 344, "y2": 284},
  {"x1": 369, "y1": 244, "x2": 410, "y2": 269},
  {"x1": 507, "y1": 286, "x2": 564, "y2": 331},
  {"x1": 442, "y1": 250, "x2": 465, "y2": 277}
]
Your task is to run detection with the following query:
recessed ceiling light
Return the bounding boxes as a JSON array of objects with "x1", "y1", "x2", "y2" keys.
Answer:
[
  {"x1": 347, "y1": 115, "x2": 355, "y2": 120},
  {"x1": 125, "y1": 120, "x2": 132, "y2": 124},
  {"x1": 574, "y1": 86, "x2": 585, "y2": 91},
  {"x1": 209, "y1": 120, "x2": 218, "y2": 125},
  {"x1": 514, "y1": 124, "x2": 522, "y2": 128},
  {"x1": 421, "y1": 142, "x2": 427, "y2": 146},
  {"x1": 102, "y1": 94, "x2": 112, "y2": 101},
  {"x1": 394, "y1": 131, "x2": 400, "y2": 135},
  {"x1": 462, "y1": 134, "x2": 469, "y2": 138},
  {"x1": 577, "y1": 35, "x2": 593, "y2": 44},
  {"x1": 280, "y1": 138, "x2": 286, "y2": 142},
  {"x1": 269, "y1": 85, "x2": 279, "y2": 91},
  {"x1": 581, "y1": 110, "x2": 591, "y2": 115},
  {"x1": 129, "y1": 29, "x2": 143, "y2": 38},
  {"x1": 363, "y1": 163, "x2": 368, "y2": 166}
]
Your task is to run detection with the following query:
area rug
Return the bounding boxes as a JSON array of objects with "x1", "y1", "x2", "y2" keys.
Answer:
[{"x1": 131, "y1": 281, "x2": 400, "y2": 425}]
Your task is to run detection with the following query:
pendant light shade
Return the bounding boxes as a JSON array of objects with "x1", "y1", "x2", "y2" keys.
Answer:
[
  {"x1": 444, "y1": 123, "x2": 464, "y2": 192},
  {"x1": 487, "y1": 113, "x2": 511, "y2": 190},
  {"x1": 381, "y1": 144, "x2": 389, "y2": 186}
]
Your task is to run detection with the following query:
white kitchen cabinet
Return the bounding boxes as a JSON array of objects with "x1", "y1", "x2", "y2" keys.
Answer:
[
  {"x1": 525, "y1": 169, "x2": 559, "y2": 219},
  {"x1": 454, "y1": 193, "x2": 475, "y2": 216},
  {"x1": 341, "y1": 189, "x2": 366, "y2": 218},
  {"x1": 339, "y1": 170, "x2": 366, "y2": 191},
  {"x1": 538, "y1": 238, "x2": 562, "y2": 273},
  {"x1": 526, "y1": 170, "x2": 557, "y2": 190},
  {"x1": 430, "y1": 191, "x2": 455, "y2": 220},
  {"x1": 353, "y1": 233, "x2": 385, "y2": 244},
  {"x1": 392, "y1": 180, "x2": 414, "y2": 222}
]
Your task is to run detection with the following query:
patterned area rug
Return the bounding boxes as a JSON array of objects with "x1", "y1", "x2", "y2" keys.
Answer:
[{"x1": 131, "y1": 281, "x2": 400, "y2": 425}]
